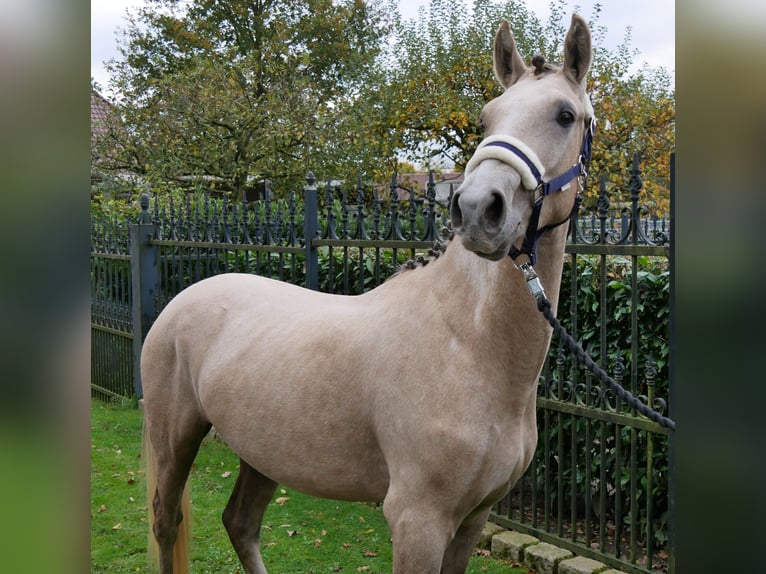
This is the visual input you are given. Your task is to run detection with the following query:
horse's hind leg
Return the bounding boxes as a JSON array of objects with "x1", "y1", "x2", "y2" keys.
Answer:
[
  {"x1": 147, "y1": 413, "x2": 211, "y2": 574},
  {"x1": 222, "y1": 459, "x2": 278, "y2": 574}
]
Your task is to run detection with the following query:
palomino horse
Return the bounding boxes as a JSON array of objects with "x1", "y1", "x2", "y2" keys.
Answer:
[{"x1": 142, "y1": 14, "x2": 594, "y2": 574}]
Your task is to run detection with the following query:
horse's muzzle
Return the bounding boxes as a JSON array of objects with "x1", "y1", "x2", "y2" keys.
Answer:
[{"x1": 450, "y1": 187, "x2": 511, "y2": 260}]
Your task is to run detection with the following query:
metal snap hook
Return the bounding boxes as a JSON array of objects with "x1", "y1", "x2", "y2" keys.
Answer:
[{"x1": 515, "y1": 261, "x2": 547, "y2": 305}]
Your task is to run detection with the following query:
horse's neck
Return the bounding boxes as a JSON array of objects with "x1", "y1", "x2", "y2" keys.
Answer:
[
  {"x1": 430, "y1": 225, "x2": 568, "y2": 374},
  {"x1": 437, "y1": 224, "x2": 567, "y2": 317}
]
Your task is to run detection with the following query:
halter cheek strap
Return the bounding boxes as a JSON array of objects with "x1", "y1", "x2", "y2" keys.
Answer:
[
  {"x1": 464, "y1": 119, "x2": 595, "y2": 266},
  {"x1": 508, "y1": 194, "x2": 582, "y2": 264}
]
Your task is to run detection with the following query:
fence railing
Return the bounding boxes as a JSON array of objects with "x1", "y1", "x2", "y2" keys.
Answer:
[{"x1": 90, "y1": 153, "x2": 673, "y2": 573}]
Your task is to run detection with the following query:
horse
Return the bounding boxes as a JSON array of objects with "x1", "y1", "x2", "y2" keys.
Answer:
[{"x1": 141, "y1": 13, "x2": 594, "y2": 574}]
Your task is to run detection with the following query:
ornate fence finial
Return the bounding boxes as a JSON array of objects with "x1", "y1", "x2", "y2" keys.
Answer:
[
  {"x1": 645, "y1": 355, "x2": 657, "y2": 387},
  {"x1": 613, "y1": 355, "x2": 625, "y2": 380},
  {"x1": 629, "y1": 152, "x2": 643, "y2": 203},
  {"x1": 354, "y1": 176, "x2": 369, "y2": 240},
  {"x1": 426, "y1": 170, "x2": 436, "y2": 202},
  {"x1": 138, "y1": 193, "x2": 152, "y2": 224},
  {"x1": 340, "y1": 187, "x2": 350, "y2": 239},
  {"x1": 389, "y1": 171, "x2": 399, "y2": 201},
  {"x1": 597, "y1": 174, "x2": 609, "y2": 219},
  {"x1": 422, "y1": 170, "x2": 439, "y2": 242}
]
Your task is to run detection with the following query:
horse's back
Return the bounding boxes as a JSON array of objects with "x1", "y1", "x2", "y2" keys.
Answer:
[{"x1": 141, "y1": 272, "x2": 351, "y2": 402}]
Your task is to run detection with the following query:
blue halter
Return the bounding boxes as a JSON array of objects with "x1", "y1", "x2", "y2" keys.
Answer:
[
  {"x1": 506, "y1": 118, "x2": 594, "y2": 265},
  {"x1": 465, "y1": 118, "x2": 595, "y2": 265}
]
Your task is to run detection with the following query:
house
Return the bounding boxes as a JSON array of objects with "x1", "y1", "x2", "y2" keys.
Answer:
[
  {"x1": 91, "y1": 90, "x2": 125, "y2": 185},
  {"x1": 388, "y1": 172, "x2": 464, "y2": 203},
  {"x1": 91, "y1": 90, "x2": 115, "y2": 145}
]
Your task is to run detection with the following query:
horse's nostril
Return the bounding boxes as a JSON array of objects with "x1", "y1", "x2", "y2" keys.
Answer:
[
  {"x1": 485, "y1": 192, "x2": 505, "y2": 230},
  {"x1": 450, "y1": 189, "x2": 505, "y2": 232},
  {"x1": 450, "y1": 192, "x2": 464, "y2": 228}
]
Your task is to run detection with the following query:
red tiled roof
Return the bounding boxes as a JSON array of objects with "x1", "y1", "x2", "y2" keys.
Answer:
[
  {"x1": 91, "y1": 90, "x2": 116, "y2": 140},
  {"x1": 397, "y1": 172, "x2": 462, "y2": 188},
  {"x1": 391, "y1": 172, "x2": 464, "y2": 200}
]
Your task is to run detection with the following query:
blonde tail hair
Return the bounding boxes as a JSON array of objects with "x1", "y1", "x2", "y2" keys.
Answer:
[{"x1": 143, "y1": 422, "x2": 191, "y2": 574}]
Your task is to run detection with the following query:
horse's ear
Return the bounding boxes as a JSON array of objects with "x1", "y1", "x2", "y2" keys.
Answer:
[
  {"x1": 562, "y1": 14, "x2": 592, "y2": 86},
  {"x1": 493, "y1": 21, "x2": 527, "y2": 89}
]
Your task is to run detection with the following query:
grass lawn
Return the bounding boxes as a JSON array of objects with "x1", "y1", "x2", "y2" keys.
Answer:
[{"x1": 91, "y1": 399, "x2": 531, "y2": 573}]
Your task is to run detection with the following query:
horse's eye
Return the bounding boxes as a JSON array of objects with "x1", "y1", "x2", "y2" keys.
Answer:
[{"x1": 557, "y1": 110, "x2": 575, "y2": 127}]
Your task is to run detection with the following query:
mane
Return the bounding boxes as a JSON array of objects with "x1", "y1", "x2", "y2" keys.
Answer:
[
  {"x1": 391, "y1": 224, "x2": 456, "y2": 278},
  {"x1": 531, "y1": 54, "x2": 558, "y2": 76}
]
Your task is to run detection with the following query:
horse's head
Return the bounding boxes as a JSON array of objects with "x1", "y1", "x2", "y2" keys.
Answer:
[{"x1": 451, "y1": 14, "x2": 594, "y2": 261}]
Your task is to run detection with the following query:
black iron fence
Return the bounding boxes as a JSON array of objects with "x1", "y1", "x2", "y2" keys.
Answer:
[{"x1": 90, "y1": 154, "x2": 673, "y2": 573}]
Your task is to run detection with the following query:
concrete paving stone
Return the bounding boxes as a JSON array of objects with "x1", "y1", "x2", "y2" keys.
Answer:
[
  {"x1": 523, "y1": 541, "x2": 573, "y2": 574},
  {"x1": 477, "y1": 522, "x2": 505, "y2": 549},
  {"x1": 558, "y1": 555, "x2": 608, "y2": 574},
  {"x1": 490, "y1": 530, "x2": 539, "y2": 561}
]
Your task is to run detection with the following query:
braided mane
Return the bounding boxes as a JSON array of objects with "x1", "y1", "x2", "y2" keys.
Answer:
[{"x1": 392, "y1": 224, "x2": 455, "y2": 277}]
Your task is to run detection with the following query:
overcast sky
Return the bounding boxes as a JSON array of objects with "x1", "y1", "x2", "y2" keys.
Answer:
[{"x1": 91, "y1": 0, "x2": 674, "y2": 98}]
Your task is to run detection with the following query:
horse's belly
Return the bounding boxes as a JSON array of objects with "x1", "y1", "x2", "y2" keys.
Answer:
[
  {"x1": 227, "y1": 432, "x2": 390, "y2": 502},
  {"x1": 204, "y1": 390, "x2": 391, "y2": 503}
]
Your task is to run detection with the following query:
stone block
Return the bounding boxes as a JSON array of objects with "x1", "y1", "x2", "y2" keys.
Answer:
[
  {"x1": 524, "y1": 541, "x2": 573, "y2": 574},
  {"x1": 558, "y1": 555, "x2": 608, "y2": 574},
  {"x1": 476, "y1": 522, "x2": 505, "y2": 549},
  {"x1": 490, "y1": 530, "x2": 539, "y2": 561}
]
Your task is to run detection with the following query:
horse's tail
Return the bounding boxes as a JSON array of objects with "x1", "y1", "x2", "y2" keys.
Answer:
[{"x1": 143, "y1": 421, "x2": 192, "y2": 574}]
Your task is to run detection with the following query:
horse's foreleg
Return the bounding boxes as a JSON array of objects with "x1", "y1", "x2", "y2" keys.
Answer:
[
  {"x1": 440, "y1": 507, "x2": 492, "y2": 574},
  {"x1": 384, "y1": 494, "x2": 455, "y2": 574},
  {"x1": 222, "y1": 459, "x2": 278, "y2": 574}
]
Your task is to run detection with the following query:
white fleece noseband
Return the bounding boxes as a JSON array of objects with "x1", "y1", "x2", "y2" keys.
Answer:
[{"x1": 464, "y1": 135, "x2": 545, "y2": 191}]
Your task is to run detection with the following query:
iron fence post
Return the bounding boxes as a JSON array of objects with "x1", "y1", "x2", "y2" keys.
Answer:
[
  {"x1": 667, "y1": 152, "x2": 676, "y2": 574},
  {"x1": 304, "y1": 172, "x2": 319, "y2": 290},
  {"x1": 130, "y1": 193, "x2": 157, "y2": 398}
]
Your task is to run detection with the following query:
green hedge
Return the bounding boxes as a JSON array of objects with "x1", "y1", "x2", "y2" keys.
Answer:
[
  {"x1": 558, "y1": 254, "x2": 670, "y2": 398},
  {"x1": 543, "y1": 254, "x2": 670, "y2": 550}
]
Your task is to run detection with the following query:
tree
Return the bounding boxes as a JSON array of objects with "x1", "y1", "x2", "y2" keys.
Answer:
[
  {"x1": 97, "y1": 0, "x2": 673, "y2": 212},
  {"x1": 587, "y1": 56, "x2": 675, "y2": 213},
  {"x1": 372, "y1": 0, "x2": 674, "y2": 212},
  {"x1": 99, "y1": 0, "x2": 394, "y2": 197}
]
